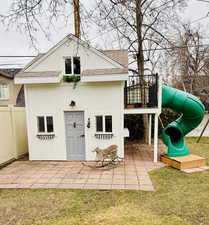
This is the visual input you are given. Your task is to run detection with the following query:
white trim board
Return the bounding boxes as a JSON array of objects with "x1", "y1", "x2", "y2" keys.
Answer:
[
  {"x1": 15, "y1": 76, "x2": 61, "y2": 84},
  {"x1": 124, "y1": 108, "x2": 161, "y2": 114},
  {"x1": 81, "y1": 74, "x2": 129, "y2": 82}
]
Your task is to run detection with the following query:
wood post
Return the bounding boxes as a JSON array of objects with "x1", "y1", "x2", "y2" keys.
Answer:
[
  {"x1": 197, "y1": 117, "x2": 209, "y2": 143},
  {"x1": 153, "y1": 113, "x2": 159, "y2": 163},
  {"x1": 9, "y1": 105, "x2": 18, "y2": 159},
  {"x1": 73, "y1": 0, "x2": 80, "y2": 38},
  {"x1": 148, "y1": 114, "x2": 152, "y2": 145}
]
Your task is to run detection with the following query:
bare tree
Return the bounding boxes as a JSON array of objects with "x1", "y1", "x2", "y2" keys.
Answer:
[
  {"x1": 84, "y1": 0, "x2": 187, "y2": 142},
  {"x1": 0, "y1": 0, "x2": 70, "y2": 48},
  {"x1": 86, "y1": 0, "x2": 187, "y2": 70},
  {"x1": 0, "y1": 0, "x2": 188, "y2": 142},
  {"x1": 162, "y1": 23, "x2": 209, "y2": 93}
]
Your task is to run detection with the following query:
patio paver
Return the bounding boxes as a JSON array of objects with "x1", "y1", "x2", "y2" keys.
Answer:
[{"x1": 0, "y1": 142, "x2": 166, "y2": 191}]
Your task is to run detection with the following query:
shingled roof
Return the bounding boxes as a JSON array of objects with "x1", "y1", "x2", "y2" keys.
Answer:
[
  {"x1": 0, "y1": 68, "x2": 21, "y2": 79},
  {"x1": 102, "y1": 49, "x2": 128, "y2": 68},
  {"x1": 81, "y1": 50, "x2": 128, "y2": 77}
]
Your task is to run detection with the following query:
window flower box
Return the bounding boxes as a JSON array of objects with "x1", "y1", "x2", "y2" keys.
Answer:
[
  {"x1": 63, "y1": 74, "x2": 81, "y2": 88},
  {"x1": 63, "y1": 74, "x2": 80, "y2": 82}
]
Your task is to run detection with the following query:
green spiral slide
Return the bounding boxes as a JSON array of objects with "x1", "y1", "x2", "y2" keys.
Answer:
[{"x1": 161, "y1": 85, "x2": 205, "y2": 157}]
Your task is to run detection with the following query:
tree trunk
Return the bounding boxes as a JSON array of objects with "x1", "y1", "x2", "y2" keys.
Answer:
[
  {"x1": 73, "y1": 0, "x2": 80, "y2": 38},
  {"x1": 135, "y1": 0, "x2": 149, "y2": 143}
]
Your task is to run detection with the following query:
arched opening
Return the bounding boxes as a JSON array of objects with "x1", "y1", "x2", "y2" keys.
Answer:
[{"x1": 165, "y1": 127, "x2": 183, "y2": 148}]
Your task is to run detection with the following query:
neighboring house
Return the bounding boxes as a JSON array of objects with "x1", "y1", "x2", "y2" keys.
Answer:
[
  {"x1": 0, "y1": 69, "x2": 25, "y2": 106},
  {"x1": 15, "y1": 34, "x2": 161, "y2": 162}
]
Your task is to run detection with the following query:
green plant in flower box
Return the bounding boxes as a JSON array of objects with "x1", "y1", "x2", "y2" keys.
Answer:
[{"x1": 63, "y1": 74, "x2": 81, "y2": 88}]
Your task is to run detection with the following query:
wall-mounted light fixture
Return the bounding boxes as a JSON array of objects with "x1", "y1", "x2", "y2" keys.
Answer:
[
  {"x1": 70, "y1": 100, "x2": 76, "y2": 107},
  {"x1": 87, "y1": 118, "x2": 90, "y2": 128}
]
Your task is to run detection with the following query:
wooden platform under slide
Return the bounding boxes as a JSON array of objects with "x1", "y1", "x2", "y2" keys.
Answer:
[{"x1": 161, "y1": 154, "x2": 206, "y2": 170}]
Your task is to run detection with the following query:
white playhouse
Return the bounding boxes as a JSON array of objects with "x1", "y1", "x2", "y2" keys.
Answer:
[{"x1": 15, "y1": 34, "x2": 162, "y2": 162}]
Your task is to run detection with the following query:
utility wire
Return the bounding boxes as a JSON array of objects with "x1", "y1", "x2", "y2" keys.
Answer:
[
  {"x1": 0, "y1": 64, "x2": 24, "y2": 65},
  {"x1": 196, "y1": 0, "x2": 209, "y2": 3},
  {"x1": 0, "y1": 56, "x2": 35, "y2": 58},
  {"x1": 0, "y1": 43, "x2": 209, "y2": 58},
  {"x1": 191, "y1": 12, "x2": 209, "y2": 24},
  {"x1": 129, "y1": 43, "x2": 209, "y2": 52},
  {"x1": 0, "y1": 43, "x2": 209, "y2": 59},
  {"x1": 0, "y1": 41, "x2": 209, "y2": 59}
]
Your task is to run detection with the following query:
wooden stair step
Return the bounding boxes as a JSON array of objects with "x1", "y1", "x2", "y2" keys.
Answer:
[{"x1": 160, "y1": 154, "x2": 206, "y2": 170}]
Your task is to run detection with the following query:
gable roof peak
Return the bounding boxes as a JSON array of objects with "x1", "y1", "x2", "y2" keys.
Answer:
[{"x1": 22, "y1": 33, "x2": 128, "y2": 72}]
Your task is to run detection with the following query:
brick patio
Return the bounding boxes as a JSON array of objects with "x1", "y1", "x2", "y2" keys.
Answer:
[{"x1": 0, "y1": 142, "x2": 165, "y2": 191}]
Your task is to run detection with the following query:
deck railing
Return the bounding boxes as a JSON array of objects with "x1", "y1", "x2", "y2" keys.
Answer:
[{"x1": 124, "y1": 73, "x2": 158, "y2": 108}]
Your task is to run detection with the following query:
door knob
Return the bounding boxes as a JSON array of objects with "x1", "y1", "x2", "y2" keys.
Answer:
[{"x1": 80, "y1": 134, "x2": 85, "y2": 137}]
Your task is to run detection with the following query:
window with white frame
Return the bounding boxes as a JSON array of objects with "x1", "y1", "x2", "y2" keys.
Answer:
[
  {"x1": 96, "y1": 116, "x2": 103, "y2": 132},
  {"x1": 0, "y1": 82, "x2": 9, "y2": 100},
  {"x1": 37, "y1": 116, "x2": 54, "y2": 133},
  {"x1": 96, "y1": 115, "x2": 112, "y2": 133},
  {"x1": 105, "y1": 115, "x2": 112, "y2": 132},
  {"x1": 65, "y1": 57, "x2": 81, "y2": 75}
]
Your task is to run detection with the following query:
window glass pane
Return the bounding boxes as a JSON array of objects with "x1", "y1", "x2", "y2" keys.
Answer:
[
  {"x1": 4, "y1": 85, "x2": 9, "y2": 99},
  {"x1": 0, "y1": 85, "x2": 2, "y2": 99},
  {"x1": 0, "y1": 83, "x2": 9, "y2": 99},
  {"x1": 37, "y1": 116, "x2": 45, "y2": 133},
  {"x1": 105, "y1": 116, "x2": 112, "y2": 132},
  {"x1": 73, "y1": 57, "x2": 80, "y2": 74},
  {"x1": 96, "y1": 116, "x2": 103, "y2": 132},
  {"x1": 65, "y1": 58, "x2": 72, "y2": 74},
  {"x1": 46, "y1": 116, "x2": 54, "y2": 133}
]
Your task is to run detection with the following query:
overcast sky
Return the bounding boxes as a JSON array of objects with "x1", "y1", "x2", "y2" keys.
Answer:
[{"x1": 0, "y1": 0, "x2": 209, "y2": 67}]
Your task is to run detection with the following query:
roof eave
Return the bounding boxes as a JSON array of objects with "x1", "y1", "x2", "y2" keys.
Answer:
[{"x1": 0, "y1": 74, "x2": 13, "y2": 79}]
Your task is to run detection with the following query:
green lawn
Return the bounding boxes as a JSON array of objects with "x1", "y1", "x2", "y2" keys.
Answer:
[{"x1": 1, "y1": 137, "x2": 209, "y2": 225}]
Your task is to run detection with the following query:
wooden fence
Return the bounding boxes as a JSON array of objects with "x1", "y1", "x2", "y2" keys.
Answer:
[{"x1": 0, "y1": 106, "x2": 28, "y2": 166}]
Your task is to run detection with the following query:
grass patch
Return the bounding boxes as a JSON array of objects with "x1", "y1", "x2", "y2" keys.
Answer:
[{"x1": 1, "y1": 138, "x2": 209, "y2": 225}]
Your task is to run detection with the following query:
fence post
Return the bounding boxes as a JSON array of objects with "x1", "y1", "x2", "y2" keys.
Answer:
[{"x1": 9, "y1": 105, "x2": 18, "y2": 159}]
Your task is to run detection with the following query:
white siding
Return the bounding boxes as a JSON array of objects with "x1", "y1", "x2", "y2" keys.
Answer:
[
  {"x1": 26, "y1": 81, "x2": 124, "y2": 160},
  {"x1": 27, "y1": 40, "x2": 119, "y2": 73}
]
